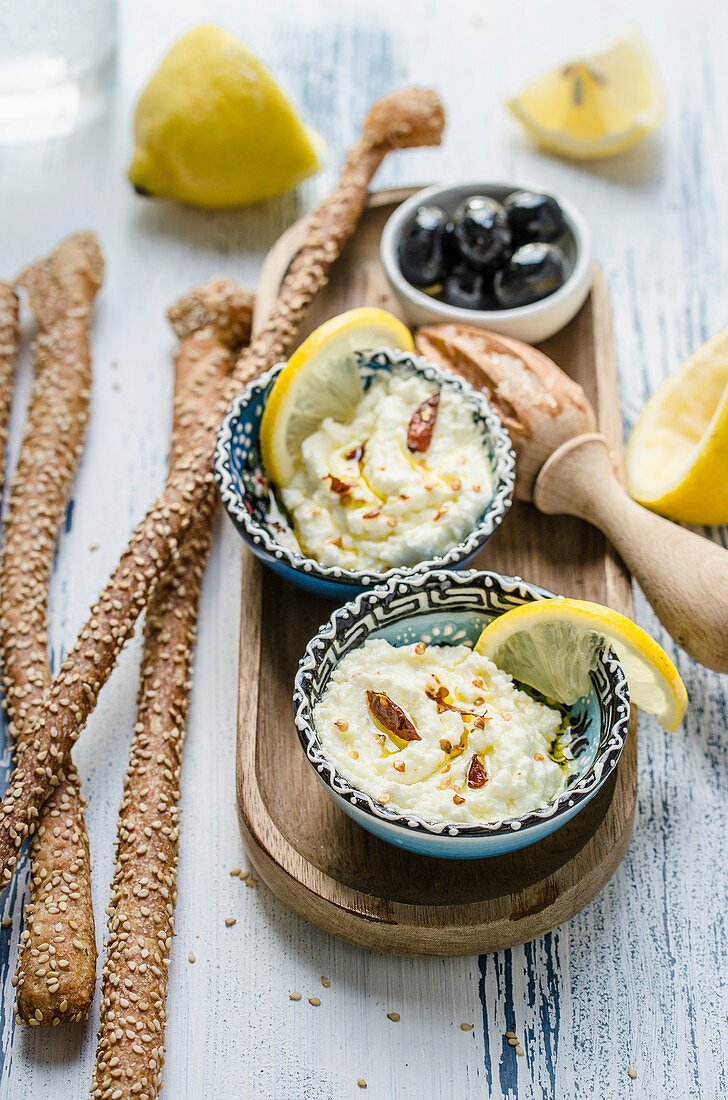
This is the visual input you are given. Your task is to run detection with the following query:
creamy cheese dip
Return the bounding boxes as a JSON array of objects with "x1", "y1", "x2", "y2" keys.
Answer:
[
  {"x1": 280, "y1": 373, "x2": 493, "y2": 571},
  {"x1": 314, "y1": 639, "x2": 571, "y2": 825}
]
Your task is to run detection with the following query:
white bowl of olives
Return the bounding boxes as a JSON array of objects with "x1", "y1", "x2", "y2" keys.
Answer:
[{"x1": 380, "y1": 180, "x2": 593, "y2": 344}]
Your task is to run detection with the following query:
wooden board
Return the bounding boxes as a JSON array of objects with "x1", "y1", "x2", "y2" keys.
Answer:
[{"x1": 235, "y1": 186, "x2": 637, "y2": 956}]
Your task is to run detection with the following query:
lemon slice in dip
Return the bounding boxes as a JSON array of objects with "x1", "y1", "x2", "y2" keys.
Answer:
[
  {"x1": 474, "y1": 598, "x2": 687, "y2": 732},
  {"x1": 625, "y1": 325, "x2": 728, "y2": 525},
  {"x1": 260, "y1": 307, "x2": 414, "y2": 486},
  {"x1": 506, "y1": 25, "x2": 664, "y2": 160}
]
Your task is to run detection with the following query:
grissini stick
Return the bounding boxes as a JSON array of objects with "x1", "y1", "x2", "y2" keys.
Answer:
[
  {"x1": 0, "y1": 281, "x2": 19, "y2": 495},
  {"x1": 415, "y1": 276, "x2": 728, "y2": 672},
  {"x1": 0, "y1": 87, "x2": 445, "y2": 893},
  {"x1": 92, "y1": 278, "x2": 253, "y2": 1100},
  {"x1": 0, "y1": 233, "x2": 103, "y2": 1025}
]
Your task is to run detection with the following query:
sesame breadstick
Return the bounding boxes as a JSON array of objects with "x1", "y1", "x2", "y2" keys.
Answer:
[
  {"x1": 0, "y1": 281, "x2": 19, "y2": 494},
  {"x1": 0, "y1": 87, "x2": 445, "y2": 892},
  {"x1": 92, "y1": 279, "x2": 253, "y2": 1100},
  {"x1": 0, "y1": 233, "x2": 104, "y2": 1025}
]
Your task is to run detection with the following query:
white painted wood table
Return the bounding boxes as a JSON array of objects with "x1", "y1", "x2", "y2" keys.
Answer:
[{"x1": 1, "y1": 1, "x2": 726, "y2": 1096}]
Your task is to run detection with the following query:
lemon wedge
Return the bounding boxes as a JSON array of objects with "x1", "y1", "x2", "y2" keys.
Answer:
[
  {"x1": 625, "y1": 326, "x2": 728, "y2": 525},
  {"x1": 474, "y1": 597, "x2": 687, "y2": 732},
  {"x1": 506, "y1": 25, "x2": 665, "y2": 159},
  {"x1": 259, "y1": 308, "x2": 414, "y2": 487},
  {"x1": 129, "y1": 25, "x2": 322, "y2": 208}
]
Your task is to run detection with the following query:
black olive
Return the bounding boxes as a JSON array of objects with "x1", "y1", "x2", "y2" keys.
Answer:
[
  {"x1": 452, "y1": 196, "x2": 511, "y2": 270},
  {"x1": 441, "y1": 265, "x2": 497, "y2": 311},
  {"x1": 397, "y1": 205, "x2": 449, "y2": 288},
  {"x1": 504, "y1": 191, "x2": 565, "y2": 245},
  {"x1": 442, "y1": 220, "x2": 462, "y2": 268},
  {"x1": 493, "y1": 243, "x2": 568, "y2": 308}
]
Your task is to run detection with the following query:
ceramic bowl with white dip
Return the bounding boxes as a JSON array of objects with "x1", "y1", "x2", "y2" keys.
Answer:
[{"x1": 294, "y1": 570, "x2": 630, "y2": 859}]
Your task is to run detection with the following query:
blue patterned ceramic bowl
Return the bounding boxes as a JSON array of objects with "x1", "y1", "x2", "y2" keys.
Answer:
[
  {"x1": 294, "y1": 570, "x2": 631, "y2": 859},
  {"x1": 214, "y1": 348, "x2": 515, "y2": 600}
]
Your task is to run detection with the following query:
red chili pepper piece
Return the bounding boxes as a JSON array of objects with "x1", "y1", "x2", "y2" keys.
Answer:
[
  {"x1": 366, "y1": 690, "x2": 421, "y2": 741},
  {"x1": 425, "y1": 686, "x2": 485, "y2": 720},
  {"x1": 325, "y1": 473, "x2": 352, "y2": 496},
  {"x1": 407, "y1": 393, "x2": 440, "y2": 453},
  {"x1": 467, "y1": 753, "x2": 488, "y2": 789}
]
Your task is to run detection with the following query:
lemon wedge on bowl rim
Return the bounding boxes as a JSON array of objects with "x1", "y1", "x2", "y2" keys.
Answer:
[
  {"x1": 474, "y1": 597, "x2": 687, "y2": 732},
  {"x1": 625, "y1": 325, "x2": 728, "y2": 525},
  {"x1": 259, "y1": 307, "x2": 414, "y2": 487},
  {"x1": 506, "y1": 25, "x2": 665, "y2": 160}
]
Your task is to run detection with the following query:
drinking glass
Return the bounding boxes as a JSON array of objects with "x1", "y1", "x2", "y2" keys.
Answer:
[{"x1": 0, "y1": 0, "x2": 116, "y2": 142}]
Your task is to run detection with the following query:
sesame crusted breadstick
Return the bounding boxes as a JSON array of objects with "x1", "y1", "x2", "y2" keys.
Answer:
[
  {"x1": 0, "y1": 281, "x2": 19, "y2": 494},
  {"x1": 0, "y1": 232, "x2": 104, "y2": 1025},
  {"x1": 0, "y1": 87, "x2": 445, "y2": 892},
  {"x1": 92, "y1": 279, "x2": 253, "y2": 1100}
]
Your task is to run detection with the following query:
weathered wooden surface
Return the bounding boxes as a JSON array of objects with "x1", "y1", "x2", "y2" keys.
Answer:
[{"x1": 0, "y1": 1, "x2": 726, "y2": 1097}]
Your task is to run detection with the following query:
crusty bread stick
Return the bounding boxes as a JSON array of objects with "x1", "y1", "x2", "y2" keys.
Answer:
[
  {"x1": 0, "y1": 233, "x2": 103, "y2": 1024},
  {"x1": 0, "y1": 87, "x2": 445, "y2": 893},
  {"x1": 0, "y1": 282, "x2": 19, "y2": 495},
  {"x1": 92, "y1": 278, "x2": 253, "y2": 1100}
]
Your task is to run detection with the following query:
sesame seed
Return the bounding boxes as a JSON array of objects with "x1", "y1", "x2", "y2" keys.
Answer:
[
  {"x1": 505, "y1": 1030, "x2": 517, "y2": 1039},
  {"x1": 628, "y1": 1067, "x2": 637, "y2": 1080},
  {"x1": 188, "y1": 953, "x2": 196, "y2": 964},
  {"x1": 229, "y1": 867, "x2": 242, "y2": 877},
  {"x1": 245, "y1": 878, "x2": 258, "y2": 888},
  {"x1": 387, "y1": 1012, "x2": 400, "y2": 1022},
  {"x1": 515, "y1": 1045, "x2": 524, "y2": 1056},
  {"x1": 321, "y1": 976, "x2": 331, "y2": 988},
  {"x1": 1, "y1": 917, "x2": 11, "y2": 928},
  {"x1": 357, "y1": 1079, "x2": 367, "y2": 1089},
  {"x1": 460, "y1": 1023, "x2": 473, "y2": 1031},
  {"x1": 309, "y1": 997, "x2": 321, "y2": 1007},
  {"x1": 225, "y1": 918, "x2": 237, "y2": 927},
  {"x1": 507, "y1": 1037, "x2": 519, "y2": 1047},
  {"x1": 289, "y1": 992, "x2": 302, "y2": 1001}
]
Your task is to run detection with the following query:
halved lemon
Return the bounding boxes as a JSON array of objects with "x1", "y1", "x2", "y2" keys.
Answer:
[
  {"x1": 259, "y1": 307, "x2": 414, "y2": 486},
  {"x1": 506, "y1": 25, "x2": 665, "y2": 160},
  {"x1": 625, "y1": 326, "x2": 728, "y2": 525},
  {"x1": 474, "y1": 597, "x2": 687, "y2": 732}
]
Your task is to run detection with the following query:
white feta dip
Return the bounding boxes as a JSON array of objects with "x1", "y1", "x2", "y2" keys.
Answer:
[
  {"x1": 313, "y1": 638, "x2": 571, "y2": 825},
  {"x1": 280, "y1": 372, "x2": 493, "y2": 571}
]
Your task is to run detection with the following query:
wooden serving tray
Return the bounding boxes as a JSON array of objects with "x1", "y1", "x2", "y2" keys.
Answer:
[{"x1": 236, "y1": 186, "x2": 637, "y2": 956}]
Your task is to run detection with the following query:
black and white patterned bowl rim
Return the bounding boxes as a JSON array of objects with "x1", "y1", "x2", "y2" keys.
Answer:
[
  {"x1": 293, "y1": 569, "x2": 631, "y2": 838},
  {"x1": 214, "y1": 348, "x2": 516, "y2": 587}
]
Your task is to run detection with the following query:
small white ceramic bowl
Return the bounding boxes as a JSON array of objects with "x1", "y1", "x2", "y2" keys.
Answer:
[{"x1": 380, "y1": 180, "x2": 593, "y2": 344}]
